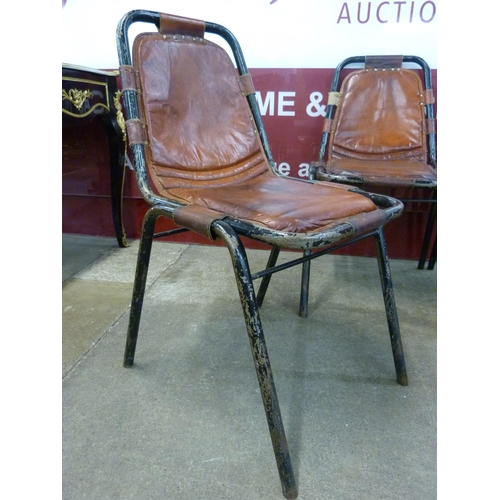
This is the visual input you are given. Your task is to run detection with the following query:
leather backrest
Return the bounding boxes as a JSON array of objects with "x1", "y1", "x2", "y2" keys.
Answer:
[
  {"x1": 132, "y1": 29, "x2": 268, "y2": 194},
  {"x1": 329, "y1": 68, "x2": 427, "y2": 162}
]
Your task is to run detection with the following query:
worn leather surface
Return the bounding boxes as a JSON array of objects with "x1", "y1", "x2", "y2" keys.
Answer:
[
  {"x1": 329, "y1": 158, "x2": 437, "y2": 186},
  {"x1": 170, "y1": 171, "x2": 378, "y2": 233},
  {"x1": 326, "y1": 66, "x2": 436, "y2": 187},
  {"x1": 133, "y1": 33, "x2": 268, "y2": 190},
  {"x1": 159, "y1": 12, "x2": 205, "y2": 38},
  {"x1": 330, "y1": 68, "x2": 427, "y2": 161},
  {"x1": 131, "y1": 26, "x2": 389, "y2": 234}
]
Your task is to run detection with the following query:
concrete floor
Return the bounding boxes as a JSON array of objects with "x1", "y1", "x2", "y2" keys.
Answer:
[{"x1": 62, "y1": 234, "x2": 437, "y2": 500}]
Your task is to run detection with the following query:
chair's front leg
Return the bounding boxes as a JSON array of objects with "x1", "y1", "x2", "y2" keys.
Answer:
[
  {"x1": 373, "y1": 228, "x2": 408, "y2": 386},
  {"x1": 123, "y1": 208, "x2": 160, "y2": 368},
  {"x1": 212, "y1": 221, "x2": 298, "y2": 500}
]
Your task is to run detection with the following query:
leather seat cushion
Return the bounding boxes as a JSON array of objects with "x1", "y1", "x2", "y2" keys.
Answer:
[
  {"x1": 326, "y1": 158, "x2": 437, "y2": 186},
  {"x1": 168, "y1": 170, "x2": 379, "y2": 233}
]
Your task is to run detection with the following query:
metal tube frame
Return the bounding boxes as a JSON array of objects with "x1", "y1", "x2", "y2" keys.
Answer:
[{"x1": 123, "y1": 207, "x2": 407, "y2": 498}]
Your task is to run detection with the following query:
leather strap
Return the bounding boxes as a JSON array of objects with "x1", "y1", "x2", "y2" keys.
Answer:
[
  {"x1": 365, "y1": 55, "x2": 403, "y2": 69},
  {"x1": 172, "y1": 204, "x2": 223, "y2": 241},
  {"x1": 422, "y1": 88, "x2": 435, "y2": 105},
  {"x1": 159, "y1": 13, "x2": 205, "y2": 38},
  {"x1": 125, "y1": 119, "x2": 147, "y2": 145},
  {"x1": 346, "y1": 204, "x2": 389, "y2": 234},
  {"x1": 119, "y1": 65, "x2": 139, "y2": 92},
  {"x1": 423, "y1": 118, "x2": 437, "y2": 134},
  {"x1": 238, "y1": 73, "x2": 255, "y2": 96},
  {"x1": 328, "y1": 92, "x2": 341, "y2": 106},
  {"x1": 323, "y1": 118, "x2": 334, "y2": 133}
]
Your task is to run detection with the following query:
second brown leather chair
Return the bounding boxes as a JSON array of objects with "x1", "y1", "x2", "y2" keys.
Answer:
[{"x1": 310, "y1": 55, "x2": 437, "y2": 270}]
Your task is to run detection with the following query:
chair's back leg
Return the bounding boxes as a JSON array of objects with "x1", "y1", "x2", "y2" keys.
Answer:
[
  {"x1": 373, "y1": 228, "x2": 408, "y2": 386},
  {"x1": 124, "y1": 208, "x2": 160, "y2": 368},
  {"x1": 212, "y1": 221, "x2": 298, "y2": 500},
  {"x1": 427, "y1": 237, "x2": 437, "y2": 270},
  {"x1": 256, "y1": 246, "x2": 281, "y2": 308},
  {"x1": 299, "y1": 250, "x2": 312, "y2": 318},
  {"x1": 418, "y1": 190, "x2": 437, "y2": 270}
]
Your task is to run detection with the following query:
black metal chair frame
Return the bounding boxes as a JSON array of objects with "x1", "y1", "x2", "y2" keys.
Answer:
[
  {"x1": 116, "y1": 11, "x2": 408, "y2": 499},
  {"x1": 312, "y1": 55, "x2": 437, "y2": 270}
]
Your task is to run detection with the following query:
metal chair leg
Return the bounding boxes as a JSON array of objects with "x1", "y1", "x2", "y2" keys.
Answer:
[
  {"x1": 123, "y1": 208, "x2": 159, "y2": 368},
  {"x1": 417, "y1": 191, "x2": 437, "y2": 270},
  {"x1": 299, "y1": 250, "x2": 311, "y2": 318},
  {"x1": 374, "y1": 228, "x2": 408, "y2": 386},
  {"x1": 427, "y1": 237, "x2": 437, "y2": 270},
  {"x1": 257, "y1": 246, "x2": 311, "y2": 318},
  {"x1": 256, "y1": 246, "x2": 281, "y2": 308},
  {"x1": 212, "y1": 221, "x2": 298, "y2": 500}
]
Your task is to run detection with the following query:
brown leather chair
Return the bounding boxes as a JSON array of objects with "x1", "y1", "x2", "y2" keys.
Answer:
[
  {"x1": 310, "y1": 55, "x2": 437, "y2": 270},
  {"x1": 117, "y1": 11, "x2": 408, "y2": 499}
]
